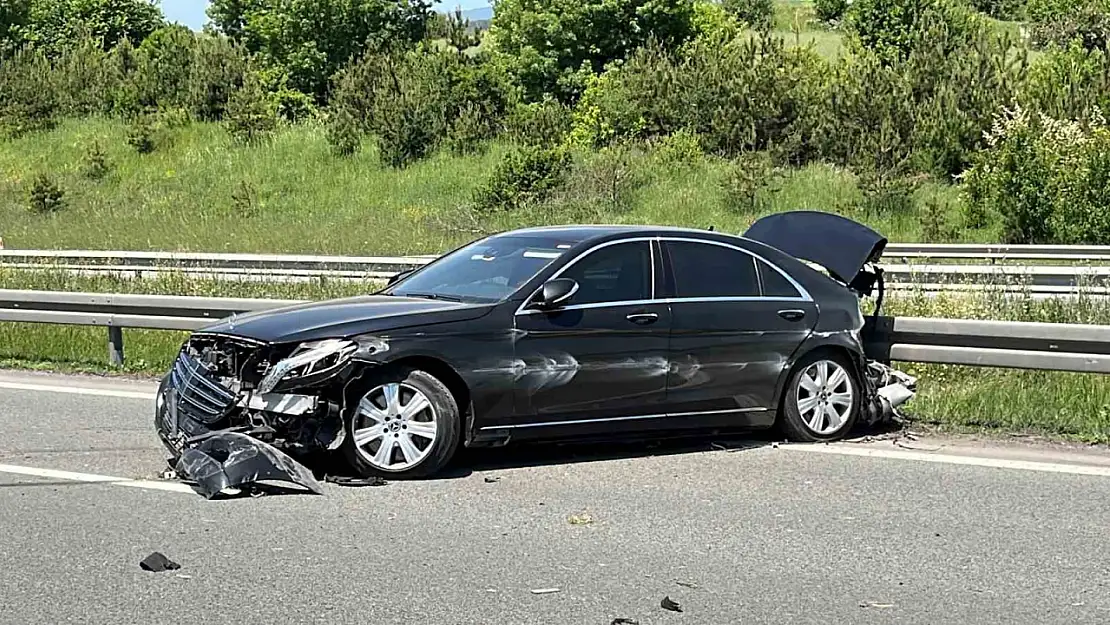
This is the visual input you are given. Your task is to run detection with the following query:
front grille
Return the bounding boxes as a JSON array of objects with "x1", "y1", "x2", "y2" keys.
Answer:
[{"x1": 169, "y1": 351, "x2": 238, "y2": 425}]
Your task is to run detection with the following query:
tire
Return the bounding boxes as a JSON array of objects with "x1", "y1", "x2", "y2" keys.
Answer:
[
  {"x1": 341, "y1": 365, "x2": 461, "y2": 479},
  {"x1": 778, "y1": 350, "x2": 861, "y2": 442}
]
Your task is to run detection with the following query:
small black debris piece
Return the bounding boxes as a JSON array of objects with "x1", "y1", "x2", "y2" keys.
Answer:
[
  {"x1": 140, "y1": 552, "x2": 180, "y2": 572},
  {"x1": 611, "y1": 619, "x2": 640, "y2": 625},
  {"x1": 484, "y1": 476, "x2": 501, "y2": 483},
  {"x1": 661, "y1": 596, "x2": 683, "y2": 612},
  {"x1": 325, "y1": 475, "x2": 388, "y2": 487}
]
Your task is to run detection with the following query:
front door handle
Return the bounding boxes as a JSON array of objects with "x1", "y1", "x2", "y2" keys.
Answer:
[
  {"x1": 778, "y1": 309, "x2": 806, "y2": 322},
  {"x1": 626, "y1": 312, "x2": 659, "y2": 325}
]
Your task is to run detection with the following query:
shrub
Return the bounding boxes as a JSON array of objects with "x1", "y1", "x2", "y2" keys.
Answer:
[
  {"x1": 225, "y1": 73, "x2": 278, "y2": 144},
  {"x1": 847, "y1": 0, "x2": 984, "y2": 65},
  {"x1": 325, "y1": 107, "x2": 363, "y2": 156},
  {"x1": 126, "y1": 112, "x2": 159, "y2": 154},
  {"x1": 814, "y1": 0, "x2": 850, "y2": 24},
  {"x1": 0, "y1": 47, "x2": 60, "y2": 138},
  {"x1": 962, "y1": 106, "x2": 1110, "y2": 244},
  {"x1": 505, "y1": 98, "x2": 573, "y2": 147},
  {"x1": 231, "y1": 180, "x2": 259, "y2": 218},
  {"x1": 447, "y1": 104, "x2": 492, "y2": 156},
  {"x1": 558, "y1": 144, "x2": 649, "y2": 213},
  {"x1": 1027, "y1": 0, "x2": 1110, "y2": 51},
  {"x1": 1019, "y1": 42, "x2": 1110, "y2": 123},
  {"x1": 723, "y1": 0, "x2": 775, "y2": 31},
  {"x1": 920, "y1": 195, "x2": 961, "y2": 242},
  {"x1": 855, "y1": 171, "x2": 918, "y2": 214},
  {"x1": 28, "y1": 173, "x2": 65, "y2": 214},
  {"x1": 719, "y1": 151, "x2": 781, "y2": 212},
  {"x1": 473, "y1": 146, "x2": 573, "y2": 213},
  {"x1": 81, "y1": 142, "x2": 111, "y2": 180},
  {"x1": 332, "y1": 48, "x2": 512, "y2": 167},
  {"x1": 570, "y1": 34, "x2": 828, "y2": 163},
  {"x1": 967, "y1": 0, "x2": 1023, "y2": 19},
  {"x1": 207, "y1": 0, "x2": 433, "y2": 101},
  {"x1": 650, "y1": 128, "x2": 704, "y2": 169},
  {"x1": 487, "y1": 0, "x2": 698, "y2": 103}
]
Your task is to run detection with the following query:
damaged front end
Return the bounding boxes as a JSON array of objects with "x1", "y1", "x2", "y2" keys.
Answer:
[{"x1": 155, "y1": 333, "x2": 377, "y2": 497}]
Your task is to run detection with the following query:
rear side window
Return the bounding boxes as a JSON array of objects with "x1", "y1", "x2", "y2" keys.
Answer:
[
  {"x1": 758, "y1": 259, "x2": 802, "y2": 298},
  {"x1": 666, "y1": 241, "x2": 759, "y2": 298}
]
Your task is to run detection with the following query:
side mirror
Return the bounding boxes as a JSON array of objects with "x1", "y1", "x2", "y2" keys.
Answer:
[
  {"x1": 387, "y1": 269, "x2": 413, "y2": 286},
  {"x1": 531, "y1": 278, "x2": 579, "y2": 310}
]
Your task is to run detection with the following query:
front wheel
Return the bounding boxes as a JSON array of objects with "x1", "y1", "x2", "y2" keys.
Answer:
[
  {"x1": 341, "y1": 366, "x2": 461, "y2": 479},
  {"x1": 778, "y1": 351, "x2": 860, "y2": 442}
]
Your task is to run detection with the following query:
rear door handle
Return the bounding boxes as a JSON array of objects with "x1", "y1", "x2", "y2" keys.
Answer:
[
  {"x1": 626, "y1": 312, "x2": 659, "y2": 325},
  {"x1": 778, "y1": 309, "x2": 806, "y2": 322}
]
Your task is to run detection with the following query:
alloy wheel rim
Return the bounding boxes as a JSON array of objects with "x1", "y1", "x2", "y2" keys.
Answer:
[
  {"x1": 795, "y1": 360, "x2": 854, "y2": 436},
  {"x1": 352, "y1": 382, "x2": 438, "y2": 471}
]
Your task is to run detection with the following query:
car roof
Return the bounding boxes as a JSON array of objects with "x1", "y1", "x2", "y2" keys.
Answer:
[{"x1": 500, "y1": 224, "x2": 737, "y2": 244}]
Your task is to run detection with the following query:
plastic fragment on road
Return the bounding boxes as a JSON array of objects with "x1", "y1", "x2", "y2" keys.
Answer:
[
  {"x1": 611, "y1": 619, "x2": 640, "y2": 624},
  {"x1": 661, "y1": 596, "x2": 683, "y2": 612},
  {"x1": 484, "y1": 476, "x2": 501, "y2": 483},
  {"x1": 530, "y1": 588, "x2": 561, "y2": 595},
  {"x1": 175, "y1": 431, "x2": 325, "y2": 500},
  {"x1": 140, "y1": 552, "x2": 181, "y2": 572}
]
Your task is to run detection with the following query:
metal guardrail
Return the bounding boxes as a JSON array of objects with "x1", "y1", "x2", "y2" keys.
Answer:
[
  {"x1": 5, "y1": 247, "x2": 1110, "y2": 293},
  {"x1": 2, "y1": 289, "x2": 1108, "y2": 373}
]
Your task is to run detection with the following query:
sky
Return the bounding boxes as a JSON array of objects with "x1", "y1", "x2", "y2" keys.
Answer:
[{"x1": 159, "y1": 0, "x2": 493, "y2": 30}]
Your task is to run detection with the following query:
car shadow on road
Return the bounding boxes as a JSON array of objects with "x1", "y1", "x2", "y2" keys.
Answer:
[{"x1": 433, "y1": 421, "x2": 906, "y2": 480}]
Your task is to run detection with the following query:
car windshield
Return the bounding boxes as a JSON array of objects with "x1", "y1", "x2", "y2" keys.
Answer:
[{"x1": 385, "y1": 234, "x2": 578, "y2": 303}]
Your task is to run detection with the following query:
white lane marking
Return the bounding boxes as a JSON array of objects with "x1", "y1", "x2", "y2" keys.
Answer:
[
  {"x1": 0, "y1": 381, "x2": 156, "y2": 401},
  {"x1": 782, "y1": 443, "x2": 1110, "y2": 477},
  {"x1": 0, "y1": 463, "x2": 195, "y2": 494}
]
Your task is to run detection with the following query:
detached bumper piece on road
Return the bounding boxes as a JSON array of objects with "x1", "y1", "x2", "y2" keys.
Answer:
[{"x1": 175, "y1": 432, "x2": 325, "y2": 500}]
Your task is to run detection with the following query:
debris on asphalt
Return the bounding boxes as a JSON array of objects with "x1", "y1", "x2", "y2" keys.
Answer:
[
  {"x1": 530, "y1": 588, "x2": 561, "y2": 595},
  {"x1": 175, "y1": 432, "x2": 325, "y2": 500},
  {"x1": 661, "y1": 596, "x2": 683, "y2": 612},
  {"x1": 325, "y1": 475, "x2": 389, "y2": 487},
  {"x1": 610, "y1": 619, "x2": 640, "y2": 624},
  {"x1": 859, "y1": 601, "x2": 895, "y2": 609},
  {"x1": 675, "y1": 580, "x2": 699, "y2": 589},
  {"x1": 567, "y1": 511, "x2": 594, "y2": 525},
  {"x1": 175, "y1": 574, "x2": 192, "y2": 580},
  {"x1": 484, "y1": 476, "x2": 501, "y2": 483},
  {"x1": 139, "y1": 552, "x2": 181, "y2": 572},
  {"x1": 159, "y1": 468, "x2": 178, "y2": 480}
]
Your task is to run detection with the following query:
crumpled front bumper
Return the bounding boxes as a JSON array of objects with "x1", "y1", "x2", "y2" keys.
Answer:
[
  {"x1": 175, "y1": 431, "x2": 325, "y2": 499},
  {"x1": 155, "y1": 374, "x2": 326, "y2": 499}
]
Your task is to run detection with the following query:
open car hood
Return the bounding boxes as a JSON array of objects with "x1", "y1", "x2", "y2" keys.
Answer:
[{"x1": 744, "y1": 211, "x2": 887, "y2": 288}]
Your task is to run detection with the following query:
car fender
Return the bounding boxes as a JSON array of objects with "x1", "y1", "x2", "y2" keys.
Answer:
[{"x1": 769, "y1": 327, "x2": 869, "y2": 414}]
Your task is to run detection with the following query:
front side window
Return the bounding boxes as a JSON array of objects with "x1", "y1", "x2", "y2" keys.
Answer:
[
  {"x1": 666, "y1": 241, "x2": 760, "y2": 298},
  {"x1": 387, "y1": 235, "x2": 577, "y2": 303},
  {"x1": 560, "y1": 241, "x2": 652, "y2": 305}
]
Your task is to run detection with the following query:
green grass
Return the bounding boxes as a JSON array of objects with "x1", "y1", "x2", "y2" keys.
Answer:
[
  {"x1": 0, "y1": 118, "x2": 995, "y2": 256},
  {"x1": 1, "y1": 269, "x2": 1108, "y2": 443}
]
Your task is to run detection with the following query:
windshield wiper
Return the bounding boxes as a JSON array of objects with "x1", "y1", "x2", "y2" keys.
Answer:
[{"x1": 400, "y1": 292, "x2": 466, "y2": 302}]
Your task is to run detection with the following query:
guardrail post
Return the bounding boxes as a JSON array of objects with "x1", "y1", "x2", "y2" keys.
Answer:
[{"x1": 107, "y1": 326, "x2": 124, "y2": 366}]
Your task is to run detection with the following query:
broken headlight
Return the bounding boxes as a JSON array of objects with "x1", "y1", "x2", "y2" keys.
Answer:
[{"x1": 256, "y1": 339, "x2": 358, "y2": 394}]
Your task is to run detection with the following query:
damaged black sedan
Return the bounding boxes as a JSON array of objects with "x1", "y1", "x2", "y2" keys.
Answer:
[{"x1": 155, "y1": 211, "x2": 915, "y2": 483}]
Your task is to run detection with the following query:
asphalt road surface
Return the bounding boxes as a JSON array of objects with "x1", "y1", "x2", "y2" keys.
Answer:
[{"x1": 1, "y1": 370, "x2": 1109, "y2": 625}]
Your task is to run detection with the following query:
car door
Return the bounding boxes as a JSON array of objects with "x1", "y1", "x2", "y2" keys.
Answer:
[
  {"x1": 511, "y1": 238, "x2": 672, "y2": 425},
  {"x1": 661, "y1": 238, "x2": 817, "y2": 415}
]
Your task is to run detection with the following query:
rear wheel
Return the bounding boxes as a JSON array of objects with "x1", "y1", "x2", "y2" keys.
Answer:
[
  {"x1": 778, "y1": 350, "x2": 860, "y2": 442},
  {"x1": 341, "y1": 366, "x2": 461, "y2": 479}
]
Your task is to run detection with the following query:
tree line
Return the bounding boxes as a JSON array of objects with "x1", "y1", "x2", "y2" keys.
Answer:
[{"x1": 4, "y1": 0, "x2": 1110, "y2": 244}]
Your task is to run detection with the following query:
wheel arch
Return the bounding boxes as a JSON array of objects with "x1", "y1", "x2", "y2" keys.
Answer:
[{"x1": 771, "y1": 336, "x2": 868, "y2": 417}]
